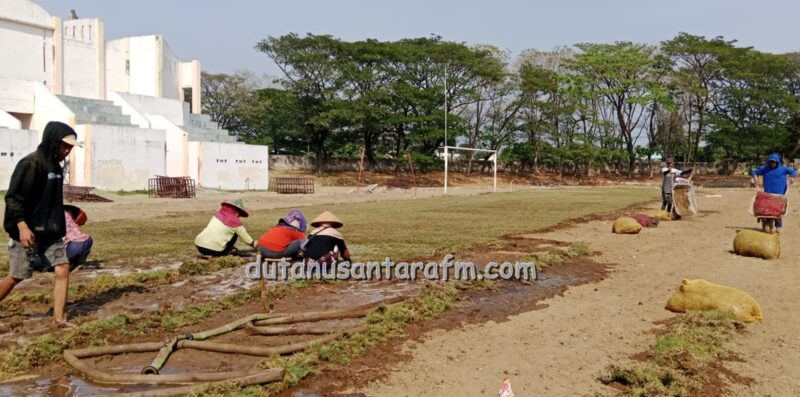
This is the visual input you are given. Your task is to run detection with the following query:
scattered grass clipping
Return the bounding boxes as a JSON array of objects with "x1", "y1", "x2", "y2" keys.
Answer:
[
  {"x1": 0, "y1": 280, "x2": 309, "y2": 381},
  {"x1": 598, "y1": 310, "x2": 744, "y2": 396},
  {"x1": 258, "y1": 282, "x2": 459, "y2": 394}
]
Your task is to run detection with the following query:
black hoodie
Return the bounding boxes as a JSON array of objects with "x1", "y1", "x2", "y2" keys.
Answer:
[{"x1": 3, "y1": 121, "x2": 76, "y2": 245}]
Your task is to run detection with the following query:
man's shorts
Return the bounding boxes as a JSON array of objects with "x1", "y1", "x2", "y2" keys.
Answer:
[{"x1": 7, "y1": 239, "x2": 68, "y2": 280}]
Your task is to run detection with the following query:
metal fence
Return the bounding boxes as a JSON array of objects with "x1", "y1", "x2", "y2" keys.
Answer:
[{"x1": 148, "y1": 176, "x2": 197, "y2": 198}]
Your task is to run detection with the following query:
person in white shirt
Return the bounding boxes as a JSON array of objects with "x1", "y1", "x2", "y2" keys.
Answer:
[{"x1": 661, "y1": 157, "x2": 681, "y2": 214}]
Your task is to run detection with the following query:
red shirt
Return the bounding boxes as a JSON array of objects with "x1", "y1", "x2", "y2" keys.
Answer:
[{"x1": 258, "y1": 226, "x2": 305, "y2": 251}]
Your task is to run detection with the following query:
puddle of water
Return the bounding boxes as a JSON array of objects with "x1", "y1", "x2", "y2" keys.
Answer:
[
  {"x1": 83, "y1": 262, "x2": 182, "y2": 279},
  {"x1": 0, "y1": 375, "x2": 118, "y2": 397}
]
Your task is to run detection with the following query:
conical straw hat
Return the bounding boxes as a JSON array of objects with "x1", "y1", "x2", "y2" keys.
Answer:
[{"x1": 310, "y1": 210, "x2": 343, "y2": 228}]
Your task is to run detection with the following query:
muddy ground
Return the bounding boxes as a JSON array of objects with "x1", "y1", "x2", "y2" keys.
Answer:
[{"x1": 1, "y1": 185, "x2": 791, "y2": 397}]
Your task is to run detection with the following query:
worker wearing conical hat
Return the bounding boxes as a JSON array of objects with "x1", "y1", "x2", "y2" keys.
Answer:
[
  {"x1": 194, "y1": 199, "x2": 256, "y2": 256},
  {"x1": 301, "y1": 211, "x2": 351, "y2": 265}
]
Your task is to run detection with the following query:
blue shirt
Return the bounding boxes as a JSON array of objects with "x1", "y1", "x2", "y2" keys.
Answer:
[{"x1": 753, "y1": 165, "x2": 797, "y2": 194}]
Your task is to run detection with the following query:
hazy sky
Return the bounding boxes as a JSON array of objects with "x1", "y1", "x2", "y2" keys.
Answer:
[{"x1": 38, "y1": 0, "x2": 800, "y2": 77}]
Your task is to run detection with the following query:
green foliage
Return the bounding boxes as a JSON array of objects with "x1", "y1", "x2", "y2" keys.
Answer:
[{"x1": 194, "y1": 32, "x2": 800, "y2": 175}]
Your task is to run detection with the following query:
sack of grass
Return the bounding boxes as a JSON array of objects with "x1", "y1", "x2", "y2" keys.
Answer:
[
  {"x1": 612, "y1": 217, "x2": 642, "y2": 234},
  {"x1": 665, "y1": 278, "x2": 762, "y2": 323},
  {"x1": 642, "y1": 209, "x2": 671, "y2": 221},
  {"x1": 631, "y1": 213, "x2": 658, "y2": 227},
  {"x1": 733, "y1": 229, "x2": 780, "y2": 260}
]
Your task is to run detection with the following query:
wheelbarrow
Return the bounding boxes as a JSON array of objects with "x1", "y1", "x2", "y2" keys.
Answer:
[
  {"x1": 672, "y1": 183, "x2": 698, "y2": 217},
  {"x1": 749, "y1": 190, "x2": 789, "y2": 234}
]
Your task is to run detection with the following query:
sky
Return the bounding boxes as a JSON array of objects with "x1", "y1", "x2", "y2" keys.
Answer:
[{"x1": 37, "y1": 0, "x2": 800, "y2": 78}]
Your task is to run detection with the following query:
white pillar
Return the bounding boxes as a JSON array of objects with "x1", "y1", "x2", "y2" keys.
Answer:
[
  {"x1": 443, "y1": 146, "x2": 448, "y2": 195},
  {"x1": 493, "y1": 151, "x2": 497, "y2": 193}
]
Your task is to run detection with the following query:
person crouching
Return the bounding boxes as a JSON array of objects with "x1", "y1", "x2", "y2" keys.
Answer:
[
  {"x1": 194, "y1": 199, "x2": 257, "y2": 256},
  {"x1": 256, "y1": 210, "x2": 307, "y2": 261},
  {"x1": 302, "y1": 211, "x2": 351, "y2": 266}
]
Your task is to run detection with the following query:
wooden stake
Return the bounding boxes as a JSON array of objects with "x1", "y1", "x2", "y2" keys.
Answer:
[
  {"x1": 356, "y1": 146, "x2": 366, "y2": 193},
  {"x1": 406, "y1": 152, "x2": 417, "y2": 198}
]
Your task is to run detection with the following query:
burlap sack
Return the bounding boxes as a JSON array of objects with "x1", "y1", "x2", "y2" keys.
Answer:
[
  {"x1": 666, "y1": 278, "x2": 763, "y2": 323},
  {"x1": 642, "y1": 209, "x2": 671, "y2": 221},
  {"x1": 631, "y1": 213, "x2": 658, "y2": 227},
  {"x1": 733, "y1": 229, "x2": 780, "y2": 260},
  {"x1": 612, "y1": 217, "x2": 642, "y2": 234}
]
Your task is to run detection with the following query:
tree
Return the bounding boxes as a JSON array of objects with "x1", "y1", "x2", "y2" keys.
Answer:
[
  {"x1": 662, "y1": 33, "x2": 736, "y2": 164},
  {"x1": 707, "y1": 48, "x2": 800, "y2": 170},
  {"x1": 567, "y1": 42, "x2": 665, "y2": 177},
  {"x1": 256, "y1": 34, "x2": 349, "y2": 172},
  {"x1": 200, "y1": 71, "x2": 259, "y2": 137}
]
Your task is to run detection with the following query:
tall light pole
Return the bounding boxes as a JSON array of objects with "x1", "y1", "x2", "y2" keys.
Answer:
[
  {"x1": 443, "y1": 63, "x2": 448, "y2": 195},
  {"x1": 444, "y1": 63, "x2": 448, "y2": 146}
]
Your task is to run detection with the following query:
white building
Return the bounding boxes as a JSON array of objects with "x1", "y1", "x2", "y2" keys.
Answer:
[{"x1": 0, "y1": 0, "x2": 269, "y2": 191}]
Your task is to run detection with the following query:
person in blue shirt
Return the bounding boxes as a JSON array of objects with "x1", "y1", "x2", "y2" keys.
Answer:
[{"x1": 752, "y1": 153, "x2": 797, "y2": 231}]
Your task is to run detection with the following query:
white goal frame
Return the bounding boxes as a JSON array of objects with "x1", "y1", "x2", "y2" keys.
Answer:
[{"x1": 442, "y1": 146, "x2": 497, "y2": 195}]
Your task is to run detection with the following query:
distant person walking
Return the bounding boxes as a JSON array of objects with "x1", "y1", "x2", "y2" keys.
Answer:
[
  {"x1": 1, "y1": 121, "x2": 81, "y2": 328},
  {"x1": 661, "y1": 157, "x2": 681, "y2": 216},
  {"x1": 752, "y1": 153, "x2": 797, "y2": 232}
]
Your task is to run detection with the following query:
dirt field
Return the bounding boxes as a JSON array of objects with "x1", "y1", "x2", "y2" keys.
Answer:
[
  {"x1": 359, "y1": 188, "x2": 800, "y2": 397},
  {"x1": 0, "y1": 183, "x2": 794, "y2": 397}
]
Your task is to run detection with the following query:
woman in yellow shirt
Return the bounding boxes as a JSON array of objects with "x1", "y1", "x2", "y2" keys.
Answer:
[{"x1": 194, "y1": 199, "x2": 256, "y2": 256}]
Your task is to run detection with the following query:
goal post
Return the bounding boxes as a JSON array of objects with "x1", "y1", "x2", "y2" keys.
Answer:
[{"x1": 442, "y1": 146, "x2": 497, "y2": 195}]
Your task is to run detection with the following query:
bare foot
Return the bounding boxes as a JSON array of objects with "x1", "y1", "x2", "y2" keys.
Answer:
[{"x1": 52, "y1": 320, "x2": 77, "y2": 330}]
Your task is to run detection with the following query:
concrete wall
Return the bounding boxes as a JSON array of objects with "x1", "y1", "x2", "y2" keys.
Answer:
[
  {"x1": 0, "y1": 78, "x2": 36, "y2": 114},
  {"x1": 0, "y1": 1, "x2": 55, "y2": 92},
  {"x1": 105, "y1": 38, "x2": 129, "y2": 94},
  {"x1": 62, "y1": 18, "x2": 104, "y2": 99},
  {"x1": 147, "y1": 114, "x2": 188, "y2": 177},
  {"x1": 0, "y1": 129, "x2": 39, "y2": 189},
  {"x1": 106, "y1": 91, "x2": 150, "y2": 128},
  {"x1": 160, "y1": 39, "x2": 181, "y2": 100},
  {"x1": 0, "y1": 109, "x2": 22, "y2": 129},
  {"x1": 73, "y1": 124, "x2": 167, "y2": 190},
  {"x1": 180, "y1": 60, "x2": 201, "y2": 114},
  {"x1": 189, "y1": 142, "x2": 269, "y2": 190},
  {"x1": 31, "y1": 82, "x2": 75, "y2": 134},
  {"x1": 112, "y1": 91, "x2": 185, "y2": 126}
]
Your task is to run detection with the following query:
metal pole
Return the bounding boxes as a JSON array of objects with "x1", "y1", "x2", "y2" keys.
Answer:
[
  {"x1": 444, "y1": 64, "x2": 448, "y2": 147},
  {"x1": 444, "y1": 146, "x2": 448, "y2": 195},
  {"x1": 493, "y1": 150, "x2": 497, "y2": 193}
]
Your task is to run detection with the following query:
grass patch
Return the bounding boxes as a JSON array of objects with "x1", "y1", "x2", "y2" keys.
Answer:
[
  {"x1": 113, "y1": 189, "x2": 150, "y2": 196},
  {"x1": 0, "y1": 280, "x2": 309, "y2": 380},
  {"x1": 534, "y1": 242, "x2": 591, "y2": 270},
  {"x1": 259, "y1": 282, "x2": 459, "y2": 394},
  {"x1": 0, "y1": 187, "x2": 655, "y2": 269},
  {"x1": 598, "y1": 310, "x2": 743, "y2": 396}
]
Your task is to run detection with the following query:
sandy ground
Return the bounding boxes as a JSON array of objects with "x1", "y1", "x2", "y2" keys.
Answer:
[{"x1": 362, "y1": 188, "x2": 800, "y2": 397}]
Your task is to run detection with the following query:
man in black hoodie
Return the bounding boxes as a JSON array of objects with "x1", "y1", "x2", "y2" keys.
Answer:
[{"x1": 1, "y1": 121, "x2": 80, "y2": 327}]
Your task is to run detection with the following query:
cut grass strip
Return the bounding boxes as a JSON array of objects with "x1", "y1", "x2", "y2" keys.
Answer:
[
  {"x1": 598, "y1": 310, "x2": 743, "y2": 396},
  {"x1": 258, "y1": 282, "x2": 459, "y2": 394},
  {"x1": 0, "y1": 280, "x2": 310, "y2": 381}
]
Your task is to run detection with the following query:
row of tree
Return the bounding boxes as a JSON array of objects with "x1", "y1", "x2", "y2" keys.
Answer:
[{"x1": 201, "y1": 33, "x2": 800, "y2": 175}]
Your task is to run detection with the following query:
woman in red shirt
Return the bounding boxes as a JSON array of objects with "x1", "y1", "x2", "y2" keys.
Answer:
[{"x1": 256, "y1": 210, "x2": 307, "y2": 260}]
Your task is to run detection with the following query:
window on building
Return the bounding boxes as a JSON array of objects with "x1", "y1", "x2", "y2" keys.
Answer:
[{"x1": 183, "y1": 87, "x2": 193, "y2": 111}]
